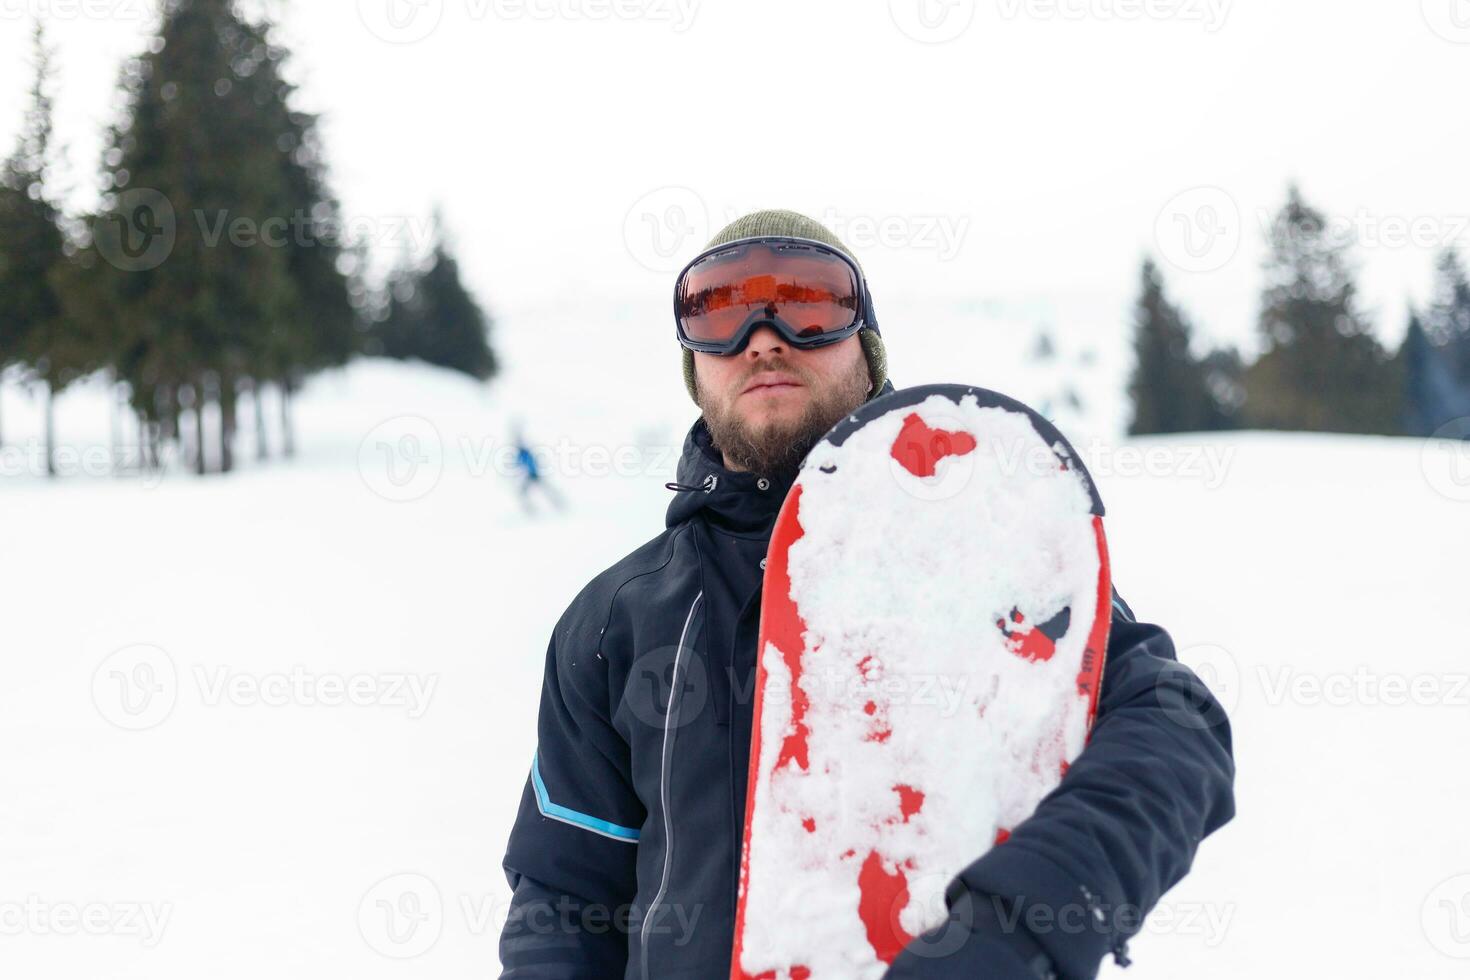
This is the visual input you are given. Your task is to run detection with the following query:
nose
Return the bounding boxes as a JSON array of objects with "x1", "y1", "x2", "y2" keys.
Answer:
[{"x1": 742, "y1": 325, "x2": 787, "y2": 359}]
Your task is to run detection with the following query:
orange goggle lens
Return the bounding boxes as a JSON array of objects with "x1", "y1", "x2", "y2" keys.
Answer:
[{"x1": 675, "y1": 241, "x2": 860, "y2": 346}]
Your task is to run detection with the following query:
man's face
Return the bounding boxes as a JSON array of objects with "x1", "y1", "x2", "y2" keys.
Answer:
[{"x1": 693, "y1": 326, "x2": 871, "y2": 478}]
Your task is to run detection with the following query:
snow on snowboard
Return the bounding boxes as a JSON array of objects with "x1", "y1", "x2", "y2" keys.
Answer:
[{"x1": 732, "y1": 384, "x2": 1111, "y2": 980}]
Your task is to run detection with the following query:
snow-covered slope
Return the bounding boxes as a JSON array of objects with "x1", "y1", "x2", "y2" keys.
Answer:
[{"x1": 2, "y1": 330, "x2": 1467, "y2": 978}]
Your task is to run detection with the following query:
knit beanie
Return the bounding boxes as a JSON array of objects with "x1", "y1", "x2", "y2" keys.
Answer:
[{"x1": 680, "y1": 209, "x2": 888, "y2": 404}]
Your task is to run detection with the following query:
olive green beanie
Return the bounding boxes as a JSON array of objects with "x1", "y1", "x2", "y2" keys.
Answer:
[{"x1": 680, "y1": 209, "x2": 888, "y2": 404}]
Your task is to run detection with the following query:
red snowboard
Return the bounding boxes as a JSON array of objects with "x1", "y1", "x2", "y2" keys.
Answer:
[{"x1": 732, "y1": 384, "x2": 1110, "y2": 980}]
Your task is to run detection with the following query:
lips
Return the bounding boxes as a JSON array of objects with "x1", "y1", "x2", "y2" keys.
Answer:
[{"x1": 743, "y1": 373, "x2": 803, "y2": 396}]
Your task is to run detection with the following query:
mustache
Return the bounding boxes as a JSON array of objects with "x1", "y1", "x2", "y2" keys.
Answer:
[{"x1": 741, "y1": 361, "x2": 806, "y2": 387}]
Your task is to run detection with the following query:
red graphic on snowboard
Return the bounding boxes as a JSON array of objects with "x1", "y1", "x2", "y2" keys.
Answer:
[{"x1": 889, "y1": 412, "x2": 977, "y2": 477}]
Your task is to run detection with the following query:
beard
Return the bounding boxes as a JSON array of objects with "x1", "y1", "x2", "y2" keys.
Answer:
[{"x1": 698, "y1": 354, "x2": 872, "y2": 480}]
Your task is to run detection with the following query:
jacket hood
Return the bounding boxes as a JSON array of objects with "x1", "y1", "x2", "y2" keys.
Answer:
[{"x1": 664, "y1": 379, "x2": 896, "y2": 534}]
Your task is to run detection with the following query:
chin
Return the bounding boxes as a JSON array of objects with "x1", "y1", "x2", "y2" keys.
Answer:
[{"x1": 744, "y1": 397, "x2": 806, "y2": 422}]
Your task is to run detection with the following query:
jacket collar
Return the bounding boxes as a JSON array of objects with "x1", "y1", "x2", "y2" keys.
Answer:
[
  {"x1": 663, "y1": 417, "x2": 793, "y2": 535},
  {"x1": 664, "y1": 379, "x2": 896, "y2": 535}
]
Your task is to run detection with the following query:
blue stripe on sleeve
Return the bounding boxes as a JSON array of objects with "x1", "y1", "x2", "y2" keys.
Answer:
[{"x1": 531, "y1": 752, "x2": 641, "y2": 843}]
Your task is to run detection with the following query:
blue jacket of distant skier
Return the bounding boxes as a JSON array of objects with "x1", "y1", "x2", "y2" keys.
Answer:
[
  {"x1": 515, "y1": 442, "x2": 540, "y2": 481},
  {"x1": 498, "y1": 380, "x2": 1236, "y2": 980}
]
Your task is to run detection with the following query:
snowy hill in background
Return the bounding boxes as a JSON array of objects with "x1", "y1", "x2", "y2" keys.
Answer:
[
  {"x1": 0, "y1": 290, "x2": 1128, "y2": 485},
  {"x1": 2, "y1": 300, "x2": 1468, "y2": 978}
]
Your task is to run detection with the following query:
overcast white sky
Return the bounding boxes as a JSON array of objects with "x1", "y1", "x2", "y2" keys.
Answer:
[{"x1": 2, "y1": 0, "x2": 1468, "y2": 358}]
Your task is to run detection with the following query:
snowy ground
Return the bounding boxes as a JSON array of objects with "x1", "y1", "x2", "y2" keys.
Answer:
[{"x1": 3, "y1": 303, "x2": 1469, "y2": 977}]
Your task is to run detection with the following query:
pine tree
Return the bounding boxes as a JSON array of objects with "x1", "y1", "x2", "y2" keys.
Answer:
[
  {"x1": 371, "y1": 223, "x2": 497, "y2": 381},
  {"x1": 0, "y1": 24, "x2": 79, "y2": 475},
  {"x1": 1423, "y1": 249, "x2": 1470, "y2": 388},
  {"x1": 94, "y1": 0, "x2": 314, "y2": 473},
  {"x1": 1400, "y1": 311, "x2": 1467, "y2": 437},
  {"x1": 244, "y1": 54, "x2": 362, "y2": 458},
  {"x1": 1242, "y1": 186, "x2": 1399, "y2": 434},
  {"x1": 1127, "y1": 257, "x2": 1234, "y2": 434}
]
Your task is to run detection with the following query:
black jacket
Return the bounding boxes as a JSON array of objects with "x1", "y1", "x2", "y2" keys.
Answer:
[{"x1": 499, "y1": 383, "x2": 1236, "y2": 979}]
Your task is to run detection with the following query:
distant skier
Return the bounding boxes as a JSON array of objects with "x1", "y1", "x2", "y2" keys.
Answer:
[
  {"x1": 498, "y1": 210, "x2": 1235, "y2": 979},
  {"x1": 509, "y1": 421, "x2": 565, "y2": 515}
]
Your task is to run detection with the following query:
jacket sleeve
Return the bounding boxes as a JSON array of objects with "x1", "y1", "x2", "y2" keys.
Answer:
[
  {"x1": 499, "y1": 625, "x2": 645, "y2": 979},
  {"x1": 947, "y1": 592, "x2": 1237, "y2": 979}
]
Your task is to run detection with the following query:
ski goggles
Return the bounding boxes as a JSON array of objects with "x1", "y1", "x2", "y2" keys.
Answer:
[{"x1": 673, "y1": 236, "x2": 877, "y2": 355}]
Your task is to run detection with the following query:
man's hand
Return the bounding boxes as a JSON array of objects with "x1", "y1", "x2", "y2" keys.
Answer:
[{"x1": 883, "y1": 891, "x2": 1056, "y2": 980}]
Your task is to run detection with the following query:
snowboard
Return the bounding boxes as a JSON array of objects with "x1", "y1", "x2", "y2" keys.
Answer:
[{"x1": 731, "y1": 384, "x2": 1111, "y2": 980}]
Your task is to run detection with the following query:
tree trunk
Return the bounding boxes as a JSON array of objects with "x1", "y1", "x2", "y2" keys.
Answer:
[
  {"x1": 253, "y1": 378, "x2": 269, "y2": 461},
  {"x1": 219, "y1": 373, "x2": 237, "y2": 474},
  {"x1": 109, "y1": 382, "x2": 121, "y2": 472},
  {"x1": 158, "y1": 383, "x2": 178, "y2": 446},
  {"x1": 280, "y1": 377, "x2": 296, "y2": 458},
  {"x1": 176, "y1": 387, "x2": 191, "y2": 471},
  {"x1": 192, "y1": 382, "x2": 208, "y2": 476},
  {"x1": 138, "y1": 411, "x2": 156, "y2": 472},
  {"x1": 142, "y1": 418, "x2": 154, "y2": 473},
  {"x1": 43, "y1": 381, "x2": 56, "y2": 478}
]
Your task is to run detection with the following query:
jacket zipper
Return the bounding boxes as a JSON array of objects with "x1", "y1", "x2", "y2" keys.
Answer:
[{"x1": 640, "y1": 590, "x2": 703, "y2": 980}]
